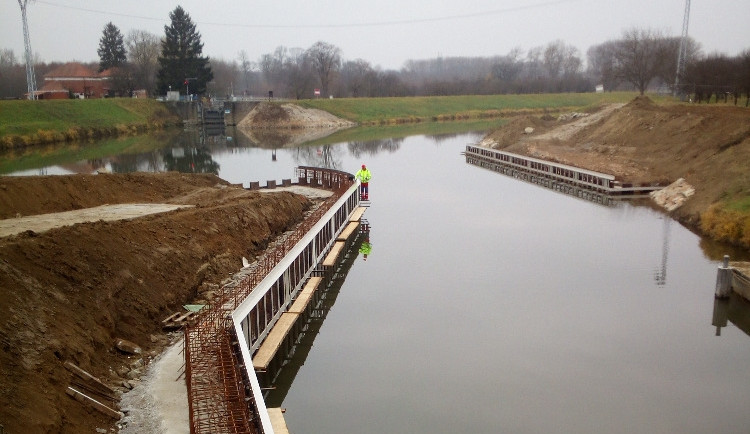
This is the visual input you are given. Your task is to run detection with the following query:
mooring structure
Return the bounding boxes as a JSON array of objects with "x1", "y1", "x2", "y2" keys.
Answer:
[
  {"x1": 464, "y1": 145, "x2": 664, "y2": 204},
  {"x1": 183, "y1": 166, "x2": 366, "y2": 433}
]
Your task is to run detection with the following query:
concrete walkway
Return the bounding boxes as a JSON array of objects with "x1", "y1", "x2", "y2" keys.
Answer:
[
  {"x1": 0, "y1": 203, "x2": 192, "y2": 238},
  {"x1": 119, "y1": 339, "x2": 189, "y2": 434}
]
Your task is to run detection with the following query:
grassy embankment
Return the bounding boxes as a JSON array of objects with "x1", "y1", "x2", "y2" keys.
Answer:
[
  {"x1": 296, "y1": 92, "x2": 649, "y2": 125},
  {"x1": 0, "y1": 98, "x2": 180, "y2": 149}
]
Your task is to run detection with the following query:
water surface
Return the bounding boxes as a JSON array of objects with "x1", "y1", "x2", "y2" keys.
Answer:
[{"x1": 3, "y1": 128, "x2": 749, "y2": 434}]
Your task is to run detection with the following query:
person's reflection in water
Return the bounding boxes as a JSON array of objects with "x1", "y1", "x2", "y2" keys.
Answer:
[{"x1": 359, "y1": 237, "x2": 372, "y2": 261}]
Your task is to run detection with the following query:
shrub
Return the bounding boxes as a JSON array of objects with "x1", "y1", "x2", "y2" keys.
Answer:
[{"x1": 701, "y1": 204, "x2": 750, "y2": 247}]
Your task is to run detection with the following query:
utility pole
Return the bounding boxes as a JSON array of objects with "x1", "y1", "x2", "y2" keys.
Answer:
[
  {"x1": 18, "y1": 0, "x2": 38, "y2": 100},
  {"x1": 673, "y1": 0, "x2": 691, "y2": 97}
]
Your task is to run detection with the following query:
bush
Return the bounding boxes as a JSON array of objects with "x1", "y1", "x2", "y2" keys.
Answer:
[{"x1": 700, "y1": 204, "x2": 750, "y2": 247}]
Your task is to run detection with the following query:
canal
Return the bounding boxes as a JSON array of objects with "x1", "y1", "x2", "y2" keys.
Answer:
[{"x1": 4, "y1": 126, "x2": 750, "y2": 433}]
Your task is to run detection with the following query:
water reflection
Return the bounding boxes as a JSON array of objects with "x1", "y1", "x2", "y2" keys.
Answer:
[
  {"x1": 348, "y1": 138, "x2": 404, "y2": 159},
  {"x1": 712, "y1": 292, "x2": 750, "y2": 337},
  {"x1": 262, "y1": 222, "x2": 370, "y2": 407}
]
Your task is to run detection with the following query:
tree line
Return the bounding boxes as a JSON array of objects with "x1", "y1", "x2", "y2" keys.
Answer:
[{"x1": 1, "y1": 6, "x2": 749, "y2": 104}]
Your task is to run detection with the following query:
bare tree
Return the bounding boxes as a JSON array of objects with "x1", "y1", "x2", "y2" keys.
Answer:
[
  {"x1": 340, "y1": 59, "x2": 375, "y2": 97},
  {"x1": 613, "y1": 28, "x2": 671, "y2": 95},
  {"x1": 125, "y1": 30, "x2": 160, "y2": 94},
  {"x1": 742, "y1": 50, "x2": 750, "y2": 106},
  {"x1": 259, "y1": 46, "x2": 289, "y2": 96},
  {"x1": 286, "y1": 48, "x2": 315, "y2": 99},
  {"x1": 208, "y1": 58, "x2": 239, "y2": 97},
  {"x1": 0, "y1": 48, "x2": 28, "y2": 98},
  {"x1": 491, "y1": 47, "x2": 523, "y2": 81},
  {"x1": 587, "y1": 41, "x2": 620, "y2": 91},
  {"x1": 305, "y1": 41, "x2": 341, "y2": 97},
  {"x1": 237, "y1": 50, "x2": 254, "y2": 95}
]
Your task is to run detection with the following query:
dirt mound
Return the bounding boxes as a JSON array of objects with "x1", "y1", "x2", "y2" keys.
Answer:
[
  {"x1": 484, "y1": 97, "x2": 750, "y2": 234},
  {"x1": 237, "y1": 102, "x2": 355, "y2": 130},
  {"x1": 624, "y1": 94, "x2": 658, "y2": 110},
  {"x1": 0, "y1": 173, "x2": 312, "y2": 433},
  {"x1": 479, "y1": 115, "x2": 557, "y2": 148},
  {"x1": 0, "y1": 172, "x2": 224, "y2": 219}
]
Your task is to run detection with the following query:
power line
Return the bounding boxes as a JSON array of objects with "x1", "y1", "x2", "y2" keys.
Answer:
[{"x1": 35, "y1": 0, "x2": 586, "y2": 29}]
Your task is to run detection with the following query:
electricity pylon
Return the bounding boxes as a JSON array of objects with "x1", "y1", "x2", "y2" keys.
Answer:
[
  {"x1": 18, "y1": 0, "x2": 38, "y2": 100},
  {"x1": 673, "y1": 0, "x2": 691, "y2": 97}
]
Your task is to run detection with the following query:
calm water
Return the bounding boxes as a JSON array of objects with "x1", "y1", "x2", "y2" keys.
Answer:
[{"x1": 4, "y1": 129, "x2": 750, "y2": 433}]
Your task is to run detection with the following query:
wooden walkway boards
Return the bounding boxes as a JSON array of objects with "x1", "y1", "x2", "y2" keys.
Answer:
[
  {"x1": 337, "y1": 221, "x2": 360, "y2": 241},
  {"x1": 267, "y1": 408, "x2": 290, "y2": 434},
  {"x1": 322, "y1": 240, "x2": 346, "y2": 267},
  {"x1": 288, "y1": 277, "x2": 322, "y2": 313},
  {"x1": 252, "y1": 205, "x2": 366, "y2": 371},
  {"x1": 349, "y1": 206, "x2": 366, "y2": 222},
  {"x1": 253, "y1": 313, "x2": 299, "y2": 370},
  {"x1": 252, "y1": 277, "x2": 323, "y2": 370}
]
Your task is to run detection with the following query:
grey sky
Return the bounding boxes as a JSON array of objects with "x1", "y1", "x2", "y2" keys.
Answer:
[{"x1": 1, "y1": 0, "x2": 748, "y2": 70}]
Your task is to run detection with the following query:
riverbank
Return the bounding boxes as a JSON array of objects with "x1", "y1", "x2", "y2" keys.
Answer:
[
  {"x1": 296, "y1": 92, "x2": 644, "y2": 125},
  {"x1": 0, "y1": 93, "x2": 645, "y2": 149},
  {"x1": 0, "y1": 98, "x2": 181, "y2": 149},
  {"x1": 0, "y1": 173, "x2": 315, "y2": 433},
  {"x1": 482, "y1": 96, "x2": 750, "y2": 249}
]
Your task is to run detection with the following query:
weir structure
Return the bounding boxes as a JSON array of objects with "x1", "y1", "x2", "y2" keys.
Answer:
[
  {"x1": 183, "y1": 166, "x2": 364, "y2": 433},
  {"x1": 464, "y1": 145, "x2": 664, "y2": 205}
]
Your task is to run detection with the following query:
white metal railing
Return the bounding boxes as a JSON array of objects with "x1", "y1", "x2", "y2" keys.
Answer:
[{"x1": 231, "y1": 181, "x2": 360, "y2": 434}]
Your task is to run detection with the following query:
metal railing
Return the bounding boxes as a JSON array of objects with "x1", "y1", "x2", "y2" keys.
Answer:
[
  {"x1": 465, "y1": 145, "x2": 664, "y2": 195},
  {"x1": 184, "y1": 167, "x2": 359, "y2": 434}
]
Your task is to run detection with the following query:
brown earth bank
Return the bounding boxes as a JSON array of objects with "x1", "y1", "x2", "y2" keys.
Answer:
[
  {"x1": 0, "y1": 173, "x2": 313, "y2": 434},
  {"x1": 482, "y1": 96, "x2": 750, "y2": 248}
]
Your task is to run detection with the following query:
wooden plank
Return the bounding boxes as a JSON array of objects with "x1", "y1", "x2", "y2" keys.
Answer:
[
  {"x1": 66, "y1": 387, "x2": 123, "y2": 420},
  {"x1": 253, "y1": 313, "x2": 299, "y2": 370},
  {"x1": 267, "y1": 408, "x2": 290, "y2": 434},
  {"x1": 349, "y1": 206, "x2": 366, "y2": 222},
  {"x1": 64, "y1": 361, "x2": 115, "y2": 397},
  {"x1": 322, "y1": 240, "x2": 346, "y2": 267},
  {"x1": 288, "y1": 277, "x2": 323, "y2": 313},
  {"x1": 337, "y1": 221, "x2": 360, "y2": 241}
]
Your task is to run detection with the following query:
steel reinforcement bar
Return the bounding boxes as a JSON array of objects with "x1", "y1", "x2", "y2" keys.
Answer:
[{"x1": 184, "y1": 167, "x2": 358, "y2": 434}]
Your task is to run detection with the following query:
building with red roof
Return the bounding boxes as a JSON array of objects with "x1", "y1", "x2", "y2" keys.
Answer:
[{"x1": 33, "y1": 62, "x2": 113, "y2": 99}]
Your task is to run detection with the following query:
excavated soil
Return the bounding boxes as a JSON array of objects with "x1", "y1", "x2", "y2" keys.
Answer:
[
  {"x1": 235, "y1": 102, "x2": 355, "y2": 147},
  {"x1": 0, "y1": 172, "x2": 313, "y2": 434},
  {"x1": 483, "y1": 96, "x2": 750, "y2": 228}
]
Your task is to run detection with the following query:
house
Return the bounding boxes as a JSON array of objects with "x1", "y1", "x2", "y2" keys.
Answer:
[{"x1": 33, "y1": 62, "x2": 113, "y2": 99}]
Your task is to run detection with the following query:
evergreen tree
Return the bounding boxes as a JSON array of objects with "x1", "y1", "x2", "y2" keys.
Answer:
[
  {"x1": 156, "y1": 6, "x2": 213, "y2": 96},
  {"x1": 97, "y1": 22, "x2": 126, "y2": 72}
]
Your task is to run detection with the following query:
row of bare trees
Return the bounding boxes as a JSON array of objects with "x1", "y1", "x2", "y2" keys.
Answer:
[
  {"x1": 2, "y1": 27, "x2": 749, "y2": 102},
  {"x1": 588, "y1": 28, "x2": 750, "y2": 104}
]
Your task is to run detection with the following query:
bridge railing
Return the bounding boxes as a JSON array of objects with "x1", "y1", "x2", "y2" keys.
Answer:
[{"x1": 184, "y1": 167, "x2": 359, "y2": 434}]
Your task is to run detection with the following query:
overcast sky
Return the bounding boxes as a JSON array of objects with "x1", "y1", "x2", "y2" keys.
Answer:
[{"x1": 2, "y1": 0, "x2": 748, "y2": 70}]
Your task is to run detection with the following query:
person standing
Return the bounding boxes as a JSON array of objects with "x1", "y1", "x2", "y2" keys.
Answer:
[{"x1": 355, "y1": 164, "x2": 372, "y2": 200}]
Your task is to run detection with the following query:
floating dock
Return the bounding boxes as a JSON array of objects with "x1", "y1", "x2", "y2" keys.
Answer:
[{"x1": 465, "y1": 145, "x2": 664, "y2": 198}]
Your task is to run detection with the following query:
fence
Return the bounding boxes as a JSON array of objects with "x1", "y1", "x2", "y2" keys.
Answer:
[{"x1": 184, "y1": 167, "x2": 359, "y2": 434}]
